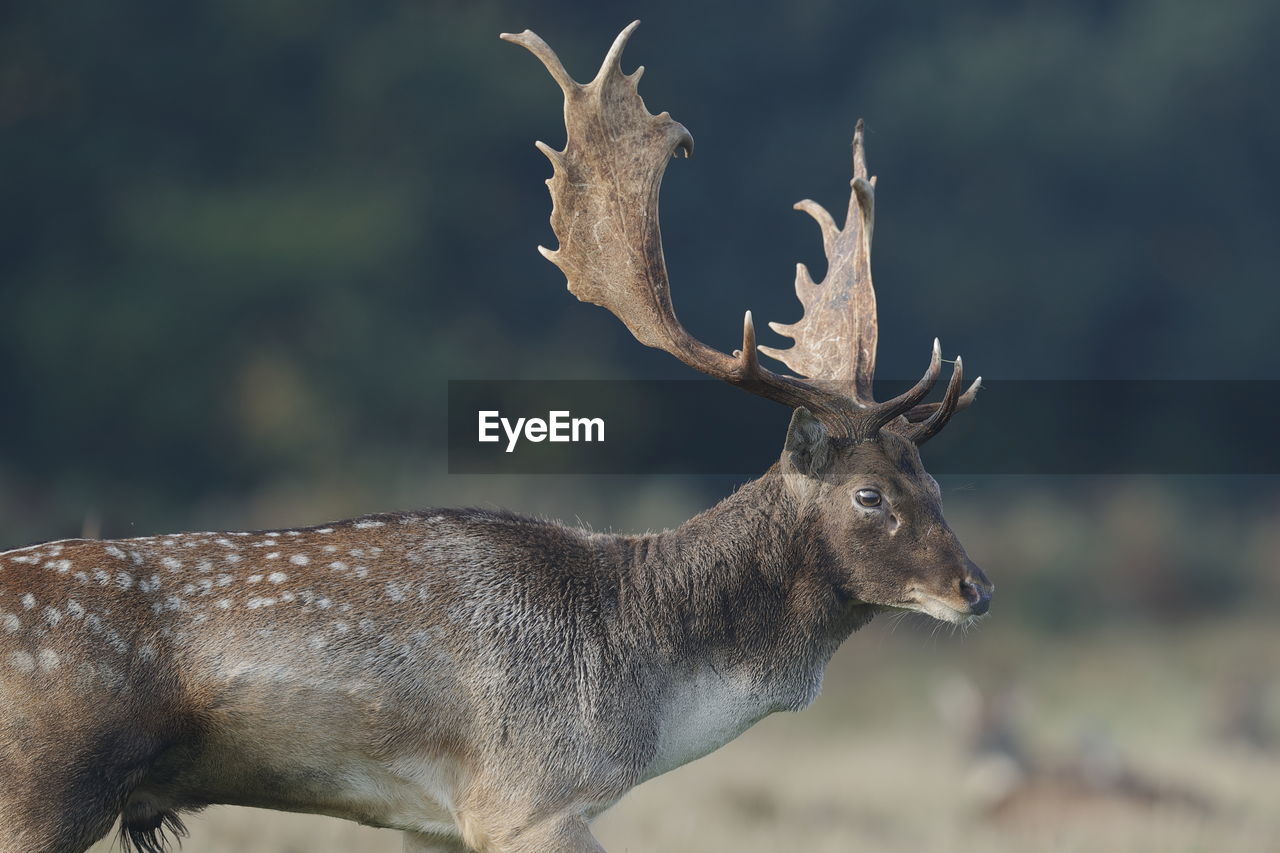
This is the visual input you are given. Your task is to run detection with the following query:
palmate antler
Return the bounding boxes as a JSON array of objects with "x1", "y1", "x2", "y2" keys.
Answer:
[{"x1": 502, "y1": 21, "x2": 978, "y2": 443}]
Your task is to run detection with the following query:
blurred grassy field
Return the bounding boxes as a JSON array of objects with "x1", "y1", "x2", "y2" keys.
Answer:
[{"x1": 85, "y1": 616, "x2": 1279, "y2": 853}]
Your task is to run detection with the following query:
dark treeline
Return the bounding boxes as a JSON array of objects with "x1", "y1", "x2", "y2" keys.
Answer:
[{"x1": 2, "y1": 0, "x2": 1278, "y2": 549}]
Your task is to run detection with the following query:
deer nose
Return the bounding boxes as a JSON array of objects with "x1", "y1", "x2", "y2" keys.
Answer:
[{"x1": 958, "y1": 578, "x2": 991, "y2": 615}]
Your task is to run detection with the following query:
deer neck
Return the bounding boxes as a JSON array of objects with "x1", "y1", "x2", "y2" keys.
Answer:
[{"x1": 626, "y1": 466, "x2": 874, "y2": 707}]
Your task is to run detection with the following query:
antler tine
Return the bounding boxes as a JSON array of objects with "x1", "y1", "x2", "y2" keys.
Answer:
[
  {"x1": 594, "y1": 19, "x2": 641, "y2": 85},
  {"x1": 499, "y1": 29, "x2": 578, "y2": 94},
  {"x1": 792, "y1": 200, "x2": 839, "y2": 257},
  {"x1": 736, "y1": 310, "x2": 760, "y2": 374},
  {"x1": 908, "y1": 356, "x2": 965, "y2": 444},
  {"x1": 853, "y1": 117, "x2": 869, "y2": 181},
  {"x1": 862, "y1": 338, "x2": 943, "y2": 435},
  {"x1": 904, "y1": 377, "x2": 982, "y2": 424},
  {"x1": 851, "y1": 119, "x2": 875, "y2": 245}
]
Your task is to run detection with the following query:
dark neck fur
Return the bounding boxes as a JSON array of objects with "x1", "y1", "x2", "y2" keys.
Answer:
[{"x1": 614, "y1": 466, "x2": 875, "y2": 691}]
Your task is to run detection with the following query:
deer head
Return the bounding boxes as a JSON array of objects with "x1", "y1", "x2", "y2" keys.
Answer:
[{"x1": 503, "y1": 21, "x2": 990, "y2": 623}]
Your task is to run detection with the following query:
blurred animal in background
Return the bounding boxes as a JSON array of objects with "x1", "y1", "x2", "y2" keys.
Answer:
[
  {"x1": 933, "y1": 676, "x2": 1214, "y2": 822},
  {"x1": 1211, "y1": 668, "x2": 1277, "y2": 755}
]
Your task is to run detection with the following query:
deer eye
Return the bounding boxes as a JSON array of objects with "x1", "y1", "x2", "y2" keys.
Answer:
[{"x1": 854, "y1": 488, "x2": 882, "y2": 508}]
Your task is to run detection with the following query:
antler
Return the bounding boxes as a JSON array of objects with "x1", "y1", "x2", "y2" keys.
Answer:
[
  {"x1": 757, "y1": 121, "x2": 880, "y2": 402},
  {"x1": 757, "y1": 119, "x2": 981, "y2": 434},
  {"x1": 502, "y1": 21, "x2": 976, "y2": 442}
]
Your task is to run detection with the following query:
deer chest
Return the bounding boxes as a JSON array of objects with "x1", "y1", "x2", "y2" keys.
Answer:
[{"x1": 641, "y1": 664, "x2": 779, "y2": 780}]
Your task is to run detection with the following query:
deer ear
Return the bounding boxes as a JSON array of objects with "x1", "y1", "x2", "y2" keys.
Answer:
[{"x1": 783, "y1": 407, "x2": 832, "y2": 476}]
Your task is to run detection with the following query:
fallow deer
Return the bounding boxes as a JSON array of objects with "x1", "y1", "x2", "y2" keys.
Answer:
[{"x1": 0, "y1": 22, "x2": 992, "y2": 853}]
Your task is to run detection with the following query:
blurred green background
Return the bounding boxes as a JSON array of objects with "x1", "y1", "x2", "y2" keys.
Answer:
[{"x1": 5, "y1": 0, "x2": 1279, "y2": 850}]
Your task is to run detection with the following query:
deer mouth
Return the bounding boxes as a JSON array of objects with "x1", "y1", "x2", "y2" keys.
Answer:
[{"x1": 899, "y1": 591, "x2": 982, "y2": 625}]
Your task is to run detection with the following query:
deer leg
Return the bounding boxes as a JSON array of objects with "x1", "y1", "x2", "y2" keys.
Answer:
[
  {"x1": 1, "y1": 695, "x2": 168, "y2": 853},
  {"x1": 403, "y1": 831, "x2": 472, "y2": 853},
  {"x1": 0, "y1": 765, "x2": 119, "y2": 853}
]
